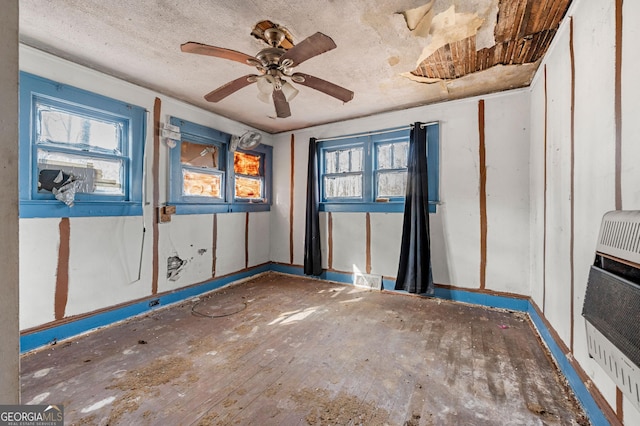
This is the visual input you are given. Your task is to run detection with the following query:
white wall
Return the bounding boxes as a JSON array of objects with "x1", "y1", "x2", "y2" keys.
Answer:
[
  {"x1": 529, "y1": 0, "x2": 640, "y2": 422},
  {"x1": 18, "y1": 46, "x2": 273, "y2": 330},
  {"x1": 0, "y1": 0, "x2": 20, "y2": 404},
  {"x1": 270, "y1": 89, "x2": 531, "y2": 295}
]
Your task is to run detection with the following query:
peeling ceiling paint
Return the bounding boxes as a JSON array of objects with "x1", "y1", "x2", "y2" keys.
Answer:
[
  {"x1": 400, "y1": 1, "x2": 436, "y2": 37},
  {"x1": 18, "y1": 0, "x2": 571, "y2": 134}
]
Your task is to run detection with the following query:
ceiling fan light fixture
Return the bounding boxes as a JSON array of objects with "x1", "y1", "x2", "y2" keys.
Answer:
[
  {"x1": 257, "y1": 75, "x2": 275, "y2": 94},
  {"x1": 281, "y1": 81, "x2": 299, "y2": 102},
  {"x1": 257, "y1": 91, "x2": 271, "y2": 103}
]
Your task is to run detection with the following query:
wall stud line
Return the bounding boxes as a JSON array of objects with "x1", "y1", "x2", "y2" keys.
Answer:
[
  {"x1": 478, "y1": 99, "x2": 487, "y2": 290},
  {"x1": 54, "y1": 218, "x2": 70, "y2": 320},
  {"x1": 366, "y1": 212, "x2": 372, "y2": 274},
  {"x1": 328, "y1": 212, "x2": 333, "y2": 270},
  {"x1": 543, "y1": 65, "x2": 548, "y2": 314},
  {"x1": 569, "y1": 16, "x2": 576, "y2": 352},
  {"x1": 152, "y1": 97, "x2": 161, "y2": 295},
  {"x1": 289, "y1": 134, "x2": 295, "y2": 264},
  {"x1": 616, "y1": 2, "x2": 625, "y2": 419},
  {"x1": 614, "y1": 0, "x2": 623, "y2": 210},
  {"x1": 212, "y1": 213, "x2": 217, "y2": 277},
  {"x1": 245, "y1": 212, "x2": 250, "y2": 269},
  {"x1": 616, "y1": 387, "x2": 623, "y2": 423}
]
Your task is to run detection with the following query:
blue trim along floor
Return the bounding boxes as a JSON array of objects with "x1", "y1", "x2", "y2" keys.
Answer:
[{"x1": 21, "y1": 262, "x2": 608, "y2": 425}]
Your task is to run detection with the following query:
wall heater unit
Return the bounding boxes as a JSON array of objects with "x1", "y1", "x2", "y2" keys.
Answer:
[{"x1": 582, "y1": 210, "x2": 640, "y2": 411}]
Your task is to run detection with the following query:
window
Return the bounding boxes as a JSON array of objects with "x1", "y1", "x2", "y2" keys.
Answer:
[
  {"x1": 170, "y1": 121, "x2": 228, "y2": 205},
  {"x1": 323, "y1": 145, "x2": 364, "y2": 199},
  {"x1": 19, "y1": 72, "x2": 146, "y2": 218},
  {"x1": 234, "y1": 150, "x2": 265, "y2": 201},
  {"x1": 169, "y1": 118, "x2": 272, "y2": 213},
  {"x1": 318, "y1": 124, "x2": 439, "y2": 213}
]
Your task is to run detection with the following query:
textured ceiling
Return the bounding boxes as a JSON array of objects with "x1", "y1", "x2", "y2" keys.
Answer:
[{"x1": 18, "y1": 0, "x2": 571, "y2": 134}]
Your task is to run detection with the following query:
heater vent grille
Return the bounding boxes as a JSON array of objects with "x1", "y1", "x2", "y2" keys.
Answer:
[
  {"x1": 582, "y1": 266, "x2": 640, "y2": 368},
  {"x1": 597, "y1": 210, "x2": 640, "y2": 264}
]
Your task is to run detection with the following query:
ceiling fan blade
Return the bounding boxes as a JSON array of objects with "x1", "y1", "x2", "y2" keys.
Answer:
[
  {"x1": 204, "y1": 75, "x2": 258, "y2": 102},
  {"x1": 279, "y1": 32, "x2": 337, "y2": 67},
  {"x1": 272, "y1": 90, "x2": 291, "y2": 118},
  {"x1": 291, "y1": 73, "x2": 354, "y2": 103},
  {"x1": 181, "y1": 42, "x2": 255, "y2": 66}
]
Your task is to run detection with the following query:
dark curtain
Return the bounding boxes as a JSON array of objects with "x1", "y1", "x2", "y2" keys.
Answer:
[
  {"x1": 304, "y1": 137, "x2": 322, "y2": 275},
  {"x1": 395, "y1": 123, "x2": 433, "y2": 294}
]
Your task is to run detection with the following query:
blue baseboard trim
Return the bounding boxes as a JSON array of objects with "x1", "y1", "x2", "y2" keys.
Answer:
[
  {"x1": 20, "y1": 264, "x2": 270, "y2": 354},
  {"x1": 527, "y1": 306, "x2": 609, "y2": 426},
  {"x1": 19, "y1": 262, "x2": 609, "y2": 425}
]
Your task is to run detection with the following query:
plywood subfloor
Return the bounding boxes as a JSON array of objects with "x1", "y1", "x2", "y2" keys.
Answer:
[{"x1": 20, "y1": 273, "x2": 589, "y2": 425}]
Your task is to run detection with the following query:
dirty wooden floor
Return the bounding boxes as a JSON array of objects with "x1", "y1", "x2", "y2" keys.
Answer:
[{"x1": 20, "y1": 273, "x2": 589, "y2": 425}]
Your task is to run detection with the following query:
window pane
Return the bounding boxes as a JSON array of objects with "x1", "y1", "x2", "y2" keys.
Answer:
[
  {"x1": 377, "y1": 171, "x2": 407, "y2": 197},
  {"x1": 182, "y1": 169, "x2": 222, "y2": 198},
  {"x1": 337, "y1": 149, "x2": 351, "y2": 173},
  {"x1": 324, "y1": 174, "x2": 362, "y2": 198},
  {"x1": 350, "y1": 148, "x2": 363, "y2": 172},
  {"x1": 36, "y1": 103, "x2": 121, "y2": 153},
  {"x1": 377, "y1": 142, "x2": 408, "y2": 170},
  {"x1": 37, "y1": 149, "x2": 123, "y2": 195},
  {"x1": 325, "y1": 147, "x2": 363, "y2": 174},
  {"x1": 377, "y1": 144, "x2": 392, "y2": 169},
  {"x1": 234, "y1": 152, "x2": 261, "y2": 176},
  {"x1": 392, "y1": 142, "x2": 409, "y2": 168},
  {"x1": 181, "y1": 141, "x2": 217, "y2": 169},
  {"x1": 235, "y1": 176, "x2": 262, "y2": 199},
  {"x1": 325, "y1": 151, "x2": 337, "y2": 174}
]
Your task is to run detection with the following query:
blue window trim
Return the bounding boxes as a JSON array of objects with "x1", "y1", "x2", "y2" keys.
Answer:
[
  {"x1": 168, "y1": 117, "x2": 230, "y2": 207},
  {"x1": 19, "y1": 72, "x2": 145, "y2": 218},
  {"x1": 318, "y1": 123, "x2": 440, "y2": 213},
  {"x1": 168, "y1": 117, "x2": 272, "y2": 214}
]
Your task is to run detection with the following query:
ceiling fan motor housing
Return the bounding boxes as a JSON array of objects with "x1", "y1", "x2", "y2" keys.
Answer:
[{"x1": 263, "y1": 27, "x2": 286, "y2": 47}]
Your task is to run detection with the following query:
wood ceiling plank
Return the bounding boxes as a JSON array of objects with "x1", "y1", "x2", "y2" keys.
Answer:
[
  {"x1": 468, "y1": 36, "x2": 477, "y2": 74},
  {"x1": 451, "y1": 40, "x2": 461, "y2": 78},
  {"x1": 446, "y1": 44, "x2": 456, "y2": 79},
  {"x1": 495, "y1": 0, "x2": 525, "y2": 43}
]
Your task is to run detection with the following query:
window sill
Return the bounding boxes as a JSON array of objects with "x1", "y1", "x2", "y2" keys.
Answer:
[
  {"x1": 20, "y1": 200, "x2": 143, "y2": 218},
  {"x1": 320, "y1": 202, "x2": 438, "y2": 213},
  {"x1": 170, "y1": 202, "x2": 271, "y2": 215}
]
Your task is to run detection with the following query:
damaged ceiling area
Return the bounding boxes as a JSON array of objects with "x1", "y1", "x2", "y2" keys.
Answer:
[{"x1": 18, "y1": 0, "x2": 571, "y2": 133}]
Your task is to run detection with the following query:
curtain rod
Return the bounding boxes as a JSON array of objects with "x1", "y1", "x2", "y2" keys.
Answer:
[{"x1": 315, "y1": 121, "x2": 438, "y2": 143}]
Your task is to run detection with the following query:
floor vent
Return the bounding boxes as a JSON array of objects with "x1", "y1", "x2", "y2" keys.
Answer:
[{"x1": 353, "y1": 273, "x2": 382, "y2": 290}]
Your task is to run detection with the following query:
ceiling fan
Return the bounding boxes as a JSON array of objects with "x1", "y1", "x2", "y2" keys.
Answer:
[{"x1": 181, "y1": 27, "x2": 354, "y2": 118}]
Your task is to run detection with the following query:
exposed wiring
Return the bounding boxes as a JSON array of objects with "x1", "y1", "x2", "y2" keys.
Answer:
[{"x1": 191, "y1": 300, "x2": 247, "y2": 318}]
